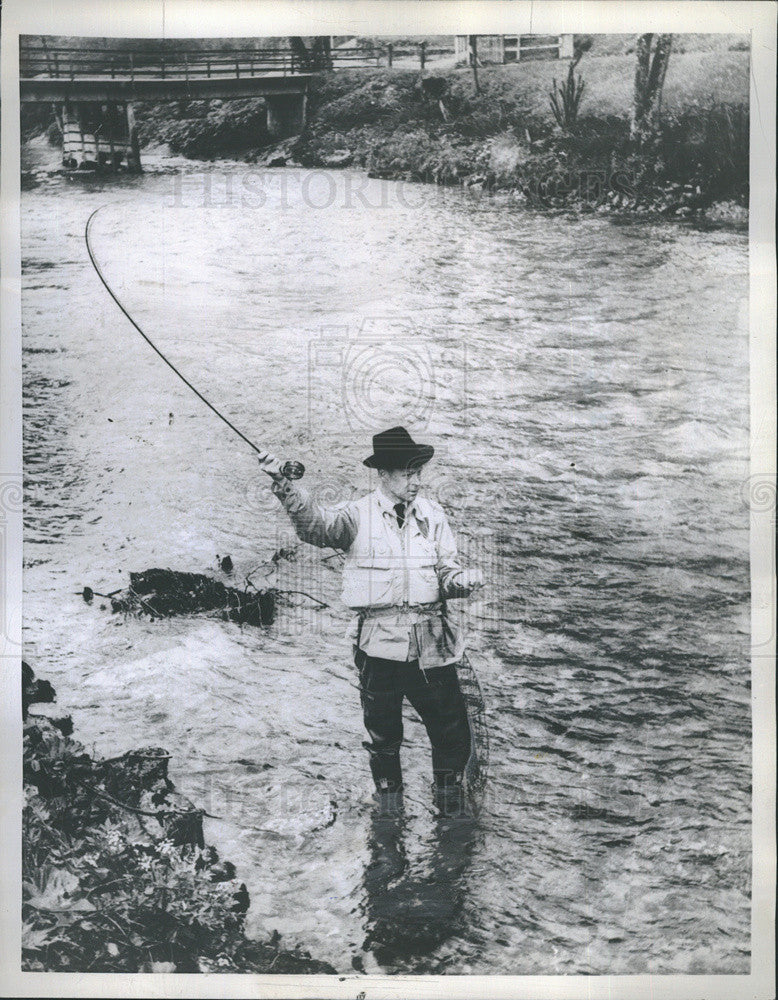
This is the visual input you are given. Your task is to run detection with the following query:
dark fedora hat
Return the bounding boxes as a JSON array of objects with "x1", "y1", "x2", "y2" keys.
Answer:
[{"x1": 363, "y1": 426, "x2": 435, "y2": 470}]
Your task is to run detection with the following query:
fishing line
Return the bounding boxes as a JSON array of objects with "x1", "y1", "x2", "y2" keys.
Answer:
[{"x1": 85, "y1": 204, "x2": 266, "y2": 457}]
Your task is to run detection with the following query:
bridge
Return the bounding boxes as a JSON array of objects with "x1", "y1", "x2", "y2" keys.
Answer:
[{"x1": 19, "y1": 42, "x2": 383, "y2": 171}]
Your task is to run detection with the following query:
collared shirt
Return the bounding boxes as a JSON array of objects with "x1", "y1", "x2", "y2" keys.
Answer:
[{"x1": 271, "y1": 480, "x2": 473, "y2": 666}]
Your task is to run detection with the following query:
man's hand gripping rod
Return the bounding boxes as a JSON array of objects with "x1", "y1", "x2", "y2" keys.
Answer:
[{"x1": 258, "y1": 452, "x2": 305, "y2": 484}]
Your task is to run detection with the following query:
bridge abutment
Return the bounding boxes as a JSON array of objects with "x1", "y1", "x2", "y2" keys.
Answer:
[
  {"x1": 265, "y1": 93, "x2": 307, "y2": 138},
  {"x1": 60, "y1": 100, "x2": 140, "y2": 172},
  {"x1": 126, "y1": 103, "x2": 142, "y2": 173}
]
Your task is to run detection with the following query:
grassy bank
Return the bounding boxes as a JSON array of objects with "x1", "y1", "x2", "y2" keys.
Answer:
[
  {"x1": 22, "y1": 663, "x2": 334, "y2": 974},
  {"x1": 143, "y1": 45, "x2": 747, "y2": 220},
  {"x1": 291, "y1": 51, "x2": 747, "y2": 219}
]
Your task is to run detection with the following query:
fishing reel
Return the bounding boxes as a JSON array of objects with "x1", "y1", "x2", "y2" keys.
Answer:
[
  {"x1": 258, "y1": 454, "x2": 304, "y2": 482},
  {"x1": 280, "y1": 460, "x2": 305, "y2": 481}
]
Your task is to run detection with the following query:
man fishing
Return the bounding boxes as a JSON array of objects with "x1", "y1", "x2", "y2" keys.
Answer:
[{"x1": 257, "y1": 426, "x2": 483, "y2": 817}]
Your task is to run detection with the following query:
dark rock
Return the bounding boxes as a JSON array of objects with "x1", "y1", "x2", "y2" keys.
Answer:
[
  {"x1": 209, "y1": 860, "x2": 236, "y2": 882},
  {"x1": 231, "y1": 882, "x2": 250, "y2": 914},
  {"x1": 22, "y1": 661, "x2": 56, "y2": 720},
  {"x1": 420, "y1": 76, "x2": 447, "y2": 100},
  {"x1": 51, "y1": 715, "x2": 74, "y2": 737}
]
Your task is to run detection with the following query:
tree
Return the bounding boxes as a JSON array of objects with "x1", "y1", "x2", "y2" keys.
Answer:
[
  {"x1": 630, "y1": 33, "x2": 673, "y2": 142},
  {"x1": 288, "y1": 37, "x2": 332, "y2": 71},
  {"x1": 468, "y1": 35, "x2": 480, "y2": 95}
]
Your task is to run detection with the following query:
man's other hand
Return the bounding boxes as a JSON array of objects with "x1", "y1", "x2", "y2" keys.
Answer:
[
  {"x1": 456, "y1": 568, "x2": 484, "y2": 593},
  {"x1": 257, "y1": 451, "x2": 284, "y2": 479}
]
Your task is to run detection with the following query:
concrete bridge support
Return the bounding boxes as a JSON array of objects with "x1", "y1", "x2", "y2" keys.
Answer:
[
  {"x1": 265, "y1": 92, "x2": 307, "y2": 138},
  {"x1": 126, "y1": 103, "x2": 142, "y2": 173},
  {"x1": 59, "y1": 100, "x2": 141, "y2": 173}
]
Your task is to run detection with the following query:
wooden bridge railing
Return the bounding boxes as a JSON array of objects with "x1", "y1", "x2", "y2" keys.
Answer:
[{"x1": 19, "y1": 44, "x2": 384, "y2": 81}]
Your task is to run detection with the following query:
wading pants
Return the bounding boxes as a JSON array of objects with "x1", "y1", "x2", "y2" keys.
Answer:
[{"x1": 355, "y1": 648, "x2": 471, "y2": 798}]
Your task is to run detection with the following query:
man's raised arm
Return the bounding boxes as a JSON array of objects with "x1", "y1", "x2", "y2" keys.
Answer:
[{"x1": 258, "y1": 452, "x2": 358, "y2": 551}]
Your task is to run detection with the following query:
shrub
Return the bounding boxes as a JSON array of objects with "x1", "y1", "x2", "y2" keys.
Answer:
[
  {"x1": 549, "y1": 68, "x2": 586, "y2": 130},
  {"x1": 23, "y1": 787, "x2": 247, "y2": 972},
  {"x1": 659, "y1": 104, "x2": 749, "y2": 202}
]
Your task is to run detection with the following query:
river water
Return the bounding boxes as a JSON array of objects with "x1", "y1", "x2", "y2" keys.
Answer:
[{"x1": 21, "y1": 151, "x2": 751, "y2": 975}]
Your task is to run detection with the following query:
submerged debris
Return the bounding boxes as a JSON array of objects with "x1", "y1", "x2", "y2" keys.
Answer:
[{"x1": 106, "y1": 568, "x2": 277, "y2": 627}]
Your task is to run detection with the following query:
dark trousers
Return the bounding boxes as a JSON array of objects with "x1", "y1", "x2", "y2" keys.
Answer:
[{"x1": 355, "y1": 648, "x2": 471, "y2": 794}]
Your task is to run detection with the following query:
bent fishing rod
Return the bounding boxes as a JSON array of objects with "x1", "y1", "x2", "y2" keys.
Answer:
[{"x1": 84, "y1": 205, "x2": 304, "y2": 483}]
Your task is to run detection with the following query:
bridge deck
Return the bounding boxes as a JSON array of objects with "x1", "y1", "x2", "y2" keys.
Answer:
[
  {"x1": 20, "y1": 73, "x2": 314, "y2": 103},
  {"x1": 19, "y1": 43, "x2": 382, "y2": 102}
]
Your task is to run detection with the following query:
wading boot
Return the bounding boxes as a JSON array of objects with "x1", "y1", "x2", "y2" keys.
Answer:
[
  {"x1": 372, "y1": 778, "x2": 404, "y2": 818},
  {"x1": 433, "y1": 773, "x2": 467, "y2": 819}
]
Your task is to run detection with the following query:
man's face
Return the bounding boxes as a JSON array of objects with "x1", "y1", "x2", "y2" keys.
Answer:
[{"x1": 379, "y1": 465, "x2": 425, "y2": 503}]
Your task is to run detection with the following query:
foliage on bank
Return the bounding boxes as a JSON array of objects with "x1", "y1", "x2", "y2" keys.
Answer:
[
  {"x1": 287, "y1": 67, "x2": 748, "y2": 219},
  {"x1": 128, "y1": 55, "x2": 748, "y2": 221},
  {"x1": 22, "y1": 663, "x2": 334, "y2": 974}
]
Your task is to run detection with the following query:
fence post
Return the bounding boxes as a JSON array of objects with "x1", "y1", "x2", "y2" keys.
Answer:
[
  {"x1": 420, "y1": 40, "x2": 426, "y2": 70},
  {"x1": 387, "y1": 43, "x2": 393, "y2": 68},
  {"x1": 235, "y1": 56, "x2": 240, "y2": 78},
  {"x1": 129, "y1": 51, "x2": 135, "y2": 82},
  {"x1": 559, "y1": 34, "x2": 574, "y2": 59},
  {"x1": 184, "y1": 52, "x2": 189, "y2": 83}
]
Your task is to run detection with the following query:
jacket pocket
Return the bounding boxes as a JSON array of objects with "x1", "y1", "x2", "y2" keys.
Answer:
[
  {"x1": 354, "y1": 539, "x2": 397, "y2": 570},
  {"x1": 343, "y1": 541, "x2": 396, "y2": 607}
]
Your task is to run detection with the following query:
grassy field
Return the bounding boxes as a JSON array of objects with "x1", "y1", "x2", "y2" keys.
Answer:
[{"x1": 445, "y1": 47, "x2": 750, "y2": 119}]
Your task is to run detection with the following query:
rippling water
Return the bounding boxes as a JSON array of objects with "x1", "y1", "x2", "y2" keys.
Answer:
[{"x1": 21, "y1": 155, "x2": 750, "y2": 975}]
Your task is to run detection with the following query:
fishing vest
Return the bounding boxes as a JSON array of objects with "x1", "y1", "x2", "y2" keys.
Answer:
[{"x1": 341, "y1": 492, "x2": 442, "y2": 609}]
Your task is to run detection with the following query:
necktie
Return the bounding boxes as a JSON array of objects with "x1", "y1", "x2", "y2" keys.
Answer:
[{"x1": 394, "y1": 502, "x2": 406, "y2": 529}]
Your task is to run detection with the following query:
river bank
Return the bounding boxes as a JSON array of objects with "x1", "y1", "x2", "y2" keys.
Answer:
[
  {"x1": 131, "y1": 48, "x2": 749, "y2": 225},
  {"x1": 22, "y1": 663, "x2": 335, "y2": 974},
  {"x1": 22, "y1": 52, "x2": 749, "y2": 225}
]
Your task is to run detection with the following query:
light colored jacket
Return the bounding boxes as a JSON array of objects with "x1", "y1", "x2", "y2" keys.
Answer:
[{"x1": 271, "y1": 481, "x2": 474, "y2": 666}]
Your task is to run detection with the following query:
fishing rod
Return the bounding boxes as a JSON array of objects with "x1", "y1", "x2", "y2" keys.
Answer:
[{"x1": 84, "y1": 205, "x2": 304, "y2": 483}]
